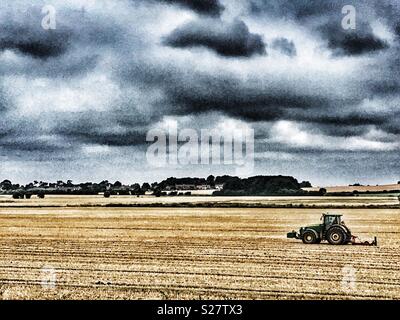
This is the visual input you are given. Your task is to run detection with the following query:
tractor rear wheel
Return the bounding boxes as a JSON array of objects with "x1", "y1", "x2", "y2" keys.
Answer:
[
  {"x1": 327, "y1": 227, "x2": 346, "y2": 245},
  {"x1": 302, "y1": 230, "x2": 317, "y2": 244}
]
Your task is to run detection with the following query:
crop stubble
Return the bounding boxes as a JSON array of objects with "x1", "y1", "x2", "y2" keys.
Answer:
[{"x1": 0, "y1": 206, "x2": 399, "y2": 299}]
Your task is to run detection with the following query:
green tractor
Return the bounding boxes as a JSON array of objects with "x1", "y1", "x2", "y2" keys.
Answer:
[{"x1": 287, "y1": 213, "x2": 377, "y2": 246}]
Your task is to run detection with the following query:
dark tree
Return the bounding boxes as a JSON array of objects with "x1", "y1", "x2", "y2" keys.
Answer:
[
  {"x1": 299, "y1": 181, "x2": 312, "y2": 188},
  {"x1": 153, "y1": 189, "x2": 162, "y2": 197},
  {"x1": 130, "y1": 183, "x2": 141, "y2": 195},
  {"x1": 12, "y1": 192, "x2": 23, "y2": 199},
  {"x1": 113, "y1": 181, "x2": 122, "y2": 188},
  {"x1": 37, "y1": 191, "x2": 45, "y2": 199},
  {"x1": 206, "y1": 175, "x2": 215, "y2": 187},
  {"x1": 215, "y1": 175, "x2": 236, "y2": 185},
  {"x1": 141, "y1": 183, "x2": 151, "y2": 191},
  {"x1": 1, "y1": 180, "x2": 12, "y2": 190},
  {"x1": 104, "y1": 191, "x2": 111, "y2": 198},
  {"x1": 151, "y1": 182, "x2": 158, "y2": 189},
  {"x1": 318, "y1": 188, "x2": 327, "y2": 196}
]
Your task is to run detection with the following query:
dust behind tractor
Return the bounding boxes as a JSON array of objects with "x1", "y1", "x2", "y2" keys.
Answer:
[{"x1": 287, "y1": 213, "x2": 377, "y2": 246}]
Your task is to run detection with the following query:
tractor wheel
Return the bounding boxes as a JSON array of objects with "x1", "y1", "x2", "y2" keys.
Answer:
[
  {"x1": 302, "y1": 230, "x2": 317, "y2": 244},
  {"x1": 315, "y1": 238, "x2": 321, "y2": 244},
  {"x1": 327, "y1": 227, "x2": 346, "y2": 245}
]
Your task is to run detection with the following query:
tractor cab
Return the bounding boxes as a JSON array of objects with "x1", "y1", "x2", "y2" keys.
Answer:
[{"x1": 321, "y1": 213, "x2": 342, "y2": 228}]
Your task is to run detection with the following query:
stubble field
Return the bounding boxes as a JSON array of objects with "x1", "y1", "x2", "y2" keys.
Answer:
[{"x1": 0, "y1": 198, "x2": 399, "y2": 300}]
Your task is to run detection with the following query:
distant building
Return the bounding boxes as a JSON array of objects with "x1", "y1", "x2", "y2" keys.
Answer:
[
  {"x1": 55, "y1": 186, "x2": 82, "y2": 192},
  {"x1": 173, "y1": 184, "x2": 215, "y2": 190},
  {"x1": 175, "y1": 184, "x2": 196, "y2": 190},
  {"x1": 196, "y1": 184, "x2": 209, "y2": 190}
]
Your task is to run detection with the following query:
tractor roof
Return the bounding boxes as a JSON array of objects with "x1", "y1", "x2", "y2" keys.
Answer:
[{"x1": 322, "y1": 213, "x2": 342, "y2": 217}]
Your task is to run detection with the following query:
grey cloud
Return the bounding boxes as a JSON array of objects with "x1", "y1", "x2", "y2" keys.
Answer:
[
  {"x1": 53, "y1": 111, "x2": 155, "y2": 147},
  {"x1": 0, "y1": 19, "x2": 71, "y2": 60},
  {"x1": 395, "y1": 23, "x2": 400, "y2": 37},
  {"x1": 1, "y1": 0, "x2": 400, "y2": 184},
  {"x1": 367, "y1": 79, "x2": 400, "y2": 96},
  {"x1": 0, "y1": 6, "x2": 123, "y2": 75},
  {"x1": 248, "y1": 0, "x2": 391, "y2": 56},
  {"x1": 163, "y1": 19, "x2": 266, "y2": 57},
  {"x1": 120, "y1": 56, "x2": 370, "y2": 129},
  {"x1": 318, "y1": 20, "x2": 389, "y2": 56},
  {"x1": 271, "y1": 38, "x2": 296, "y2": 57},
  {"x1": 0, "y1": 135, "x2": 69, "y2": 153},
  {"x1": 156, "y1": 0, "x2": 224, "y2": 16},
  {"x1": 248, "y1": 0, "x2": 350, "y2": 20}
]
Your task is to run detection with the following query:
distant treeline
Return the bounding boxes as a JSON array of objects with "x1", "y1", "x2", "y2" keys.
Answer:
[
  {"x1": 0, "y1": 175, "x2": 320, "y2": 197},
  {"x1": 212, "y1": 175, "x2": 319, "y2": 196}
]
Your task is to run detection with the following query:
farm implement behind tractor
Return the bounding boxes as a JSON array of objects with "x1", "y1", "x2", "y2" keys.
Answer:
[{"x1": 287, "y1": 213, "x2": 377, "y2": 246}]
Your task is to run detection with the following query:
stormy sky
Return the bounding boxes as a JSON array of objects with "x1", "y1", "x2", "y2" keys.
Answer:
[{"x1": 0, "y1": 0, "x2": 400, "y2": 186}]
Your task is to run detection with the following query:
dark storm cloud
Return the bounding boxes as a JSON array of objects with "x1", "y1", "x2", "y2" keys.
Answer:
[
  {"x1": 0, "y1": 29, "x2": 70, "y2": 60},
  {"x1": 0, "y1": 135, "x2": 68, "y2": 153},
  {"x1": 120, "y1": 55, "x2": 371, "y2": 131},
  {"x1": 271, "y1": 38, "x2": 296, "y2": 57},
  {"x1": 0, "y1": 7, "x2": 71, "y2": 60},
  {"x1": 0, "y1": 111, "x2": 74, "y2": 155},
  {"x1": 248, "y1": 0, "x2": 350, "y2": 20},
  {"x1": 53, "y1": 111, "x2": 154, "y2": 147},
  {"x1": 0, "y1": 5, "x2": 131, "y2": 153},
  {"x1": 367, "y1": 79, "x2": 400, "y2": 96},
  {"x1": 0, "y1": 11, "x2": 73, "y2": 60},
  {"x1": 0, "y1": 86, "x2": 11, "y2": 113},
  {"x1": 0, "y1": 6, "x2": 123, "y2": 72},
  {"x1": 61, "y1": 129, "x2": 146, "y2": 147},
  {"x1": 120, "y1": 60, "x2": 335, "y2": 121},
  {"x1": 1, "y1": 0, "x2": 400, "y2": 184},
  {"x1": 156, "y1": 0, "x2": 224, "y2": 16},
  {"x1": 310, "y1": 124, "x2": 368, "y2": 137},
  {"x1": 248, "y1": 0, "x2": 391, "y2": 56},
  {"x1": 164, "y1": 78, "x2": 329, "y2": 117},
  {"x1": 318, "y1": 21, "x2": 389, "y2": 56},
  {"x1": 309, "y1": 113, "x2": 386, "y2": 127},
  {"x1": 163, "y1": 19, "x2": 266, "y2": 57}
]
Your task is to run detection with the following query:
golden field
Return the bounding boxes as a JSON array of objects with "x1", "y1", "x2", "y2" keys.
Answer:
[
  {"x1": 304, "y1": 183, "x2": 400, "y2": 193},
  {"x1": 0, "y1": 196, "x2": 399, "y2": 300}
]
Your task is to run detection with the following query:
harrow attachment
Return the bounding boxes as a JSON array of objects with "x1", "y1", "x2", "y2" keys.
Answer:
[{"x1": 350, "y1": 235, "x2": 378, "y2": 246}]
